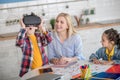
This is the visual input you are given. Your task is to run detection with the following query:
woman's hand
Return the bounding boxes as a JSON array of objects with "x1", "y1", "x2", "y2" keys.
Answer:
[
  {"x1": 50, "y1": 57, "x2": 68, "y2": 65},
  {"x1": 50, "y1": 58, "x2": 60, "y2": 65},
  {"x1": 61, "y1": 57, "x2": 72, "y2": 62},
  {"x1": 61, "y1": 57, "x2": 78, "y2": 62},
  {"x1": 59, "y1": 57, "x2": 68, "y2": 65}
]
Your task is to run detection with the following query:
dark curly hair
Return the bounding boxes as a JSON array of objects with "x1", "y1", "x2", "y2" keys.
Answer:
[{"x1": 104, "y1": 28, "x2": 120, "y2": 49}]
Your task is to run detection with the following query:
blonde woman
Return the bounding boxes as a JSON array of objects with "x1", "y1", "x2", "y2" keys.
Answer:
[{"x1": 48, "y1": 13, "x2": 85, "y2": 65}]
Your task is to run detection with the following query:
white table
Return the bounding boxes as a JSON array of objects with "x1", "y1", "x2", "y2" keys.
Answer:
[{"x1": 21, "y1": 60, "x2": 112, "y2": 80}]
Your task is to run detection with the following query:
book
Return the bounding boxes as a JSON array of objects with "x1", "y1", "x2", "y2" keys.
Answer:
[
  {"x1": 93, "y1": 72, "x2": 120, "y2": 79},
  {"x1": 106, "y1": 64, "x2": 120, "y2": 73}
]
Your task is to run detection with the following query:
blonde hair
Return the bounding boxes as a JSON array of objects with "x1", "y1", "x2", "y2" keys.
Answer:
[{"x1": 54, "y1": 13, "x2": 77, "y2": 38}]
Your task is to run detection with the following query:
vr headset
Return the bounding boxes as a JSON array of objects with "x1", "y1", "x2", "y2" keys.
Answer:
[{"x1": 23, "y1": 13, "x2": 41, "y2": 27}]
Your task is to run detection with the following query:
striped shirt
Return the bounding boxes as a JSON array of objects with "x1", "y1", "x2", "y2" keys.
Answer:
[{"x1": 16, "y1": 29, "x2": 52, "y2": 77}]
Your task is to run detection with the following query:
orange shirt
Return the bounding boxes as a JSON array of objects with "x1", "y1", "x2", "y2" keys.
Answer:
[{"x1": 29, "y1": 34, "x2": 43, "y2": 69}]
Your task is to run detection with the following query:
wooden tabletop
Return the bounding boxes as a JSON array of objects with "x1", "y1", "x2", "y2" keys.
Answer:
[{"x1": 0, "y1": 32, "x2": 18, "y2": 41}]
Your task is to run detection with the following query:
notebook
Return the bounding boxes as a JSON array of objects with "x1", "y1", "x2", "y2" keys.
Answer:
[
  {"x1": 93, "y1": 72, "x2": 120, "y2": 79},
  {"x1": 106, "y1": 64, "x2": 120, "y2": 73},
  {"x1": 27, "y1": 73, "x2": 62, "y2": 80}
]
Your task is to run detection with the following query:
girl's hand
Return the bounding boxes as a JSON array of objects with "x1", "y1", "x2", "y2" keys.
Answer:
[
  {"x1": 19, "y1": 18, "x2": 26, "y2": 29},
  {"x1": 100, "y1": 60, "x2": 114, "y2": 65},
  {"x1": 92, "y1": 58, "x2": 101, "y2": 64}
]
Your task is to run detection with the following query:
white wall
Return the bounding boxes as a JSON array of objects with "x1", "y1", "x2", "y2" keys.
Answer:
[{"x1": 0, "y1": 0, "x2": 120, "y2": 34}]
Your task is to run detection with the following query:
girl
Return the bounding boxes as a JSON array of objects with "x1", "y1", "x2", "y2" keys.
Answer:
[
  {"x1": 89, "y1": 28, "x2": 120, "y2": 65},
  {"x1": 16, "y1": 17, "x2": 52, "y2": 77},
  {"x1": 47, "y1": 13, "x2": 85, "y2": 65}
]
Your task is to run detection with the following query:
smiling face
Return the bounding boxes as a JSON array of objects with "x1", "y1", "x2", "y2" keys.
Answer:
[
  {"x1": 25, "y1": 25, "x2": 38, "y2": 35},
  {"x1": 26, "y1": 25, "x2": 38, "y2": 30},
  {"x1": 101, "y1": 33, "x2": 115, "y2": 49},
  {"x1": 101, "y1": 28, "x2": 119, "y2": 48},
  {"x1": 101, "y1": 33, "x2": 110, "y2": 48},
  {"x1": 55, "y1": 16, "x2": 68, "y2": 33}
]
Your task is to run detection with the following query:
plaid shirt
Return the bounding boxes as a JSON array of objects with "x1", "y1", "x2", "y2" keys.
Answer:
[{"x1": 16, "y1": 29, "x2": 52, "y2": 77}]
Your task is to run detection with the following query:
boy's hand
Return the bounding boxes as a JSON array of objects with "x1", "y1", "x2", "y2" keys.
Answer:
[
  {"x1": 26, "y1": 26, "x2": 37, "y2": 35},
  {"x1": 19, "y1": 18, "x2": 26, "y2": 29},
  {"x1": 38, "y1": 18, "x2": 46, "y2": 33}
]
